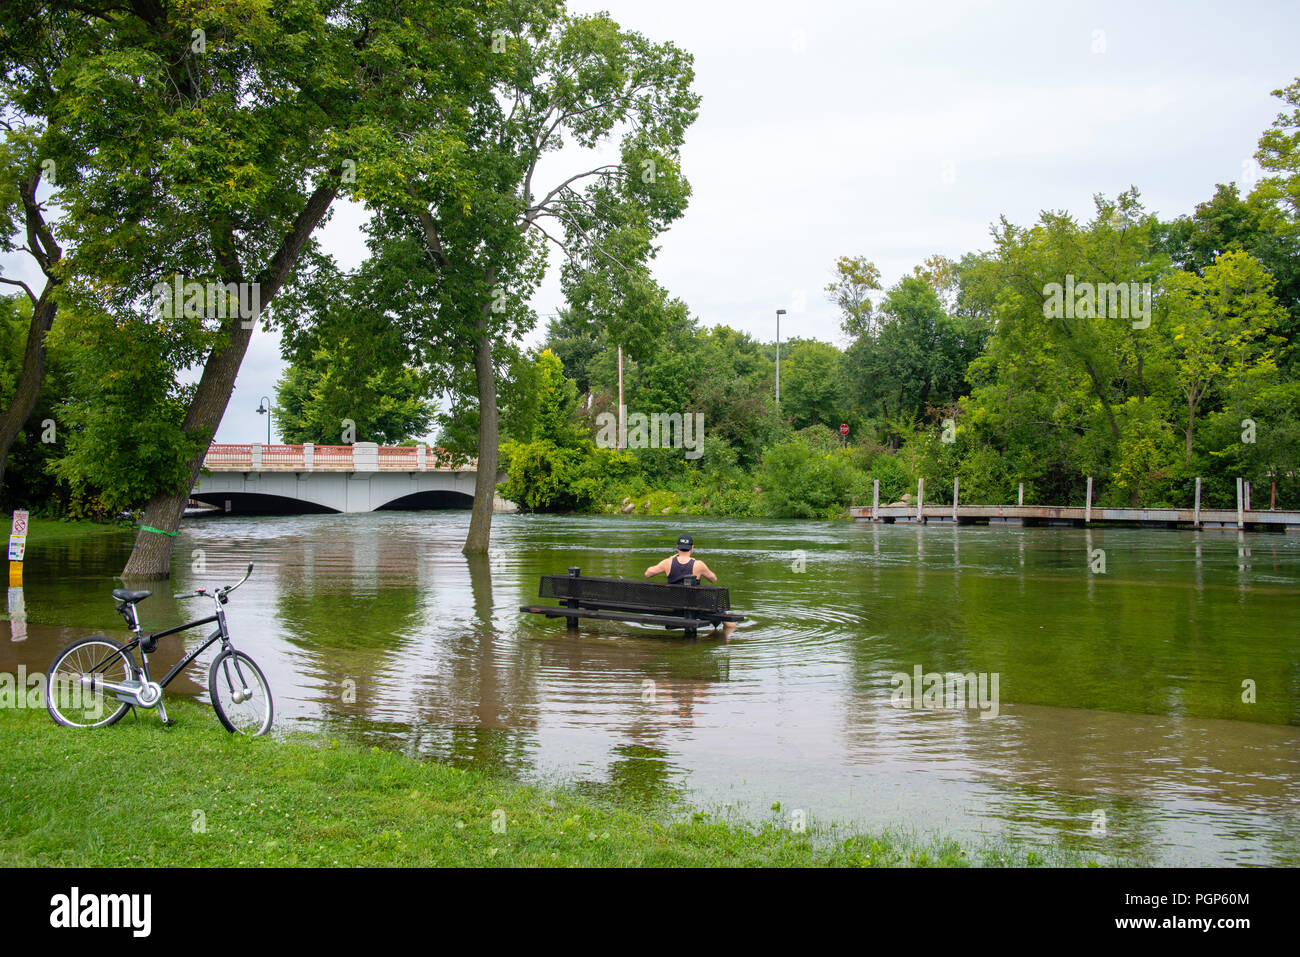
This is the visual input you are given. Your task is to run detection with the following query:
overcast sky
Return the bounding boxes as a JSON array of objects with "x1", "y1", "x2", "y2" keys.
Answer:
[{"x1": 8, "y1": 1, "x2": 1298, "y2": 443}]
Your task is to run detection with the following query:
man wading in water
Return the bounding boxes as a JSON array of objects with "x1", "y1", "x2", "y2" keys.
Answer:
[{"x1": 644, "y1": 535, "x2": 737, "y2": 636}]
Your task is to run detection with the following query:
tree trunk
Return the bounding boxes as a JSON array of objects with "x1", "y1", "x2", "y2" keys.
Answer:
[
  {"x1": 121, "y1": 182, "x2": 338, "y2": 579},
  {"x1": 1, "y1": 174, "x2": 63, "y2": 495},
  {"x1": 1081, "y1": 360, "x2": 1121, "y2": 442},
  {"x1": 0, "y1": 293, "x2": 56, "y2": 492},
  {"x1": 463, "y1": 310, "x2": 499, "y2": 555}
]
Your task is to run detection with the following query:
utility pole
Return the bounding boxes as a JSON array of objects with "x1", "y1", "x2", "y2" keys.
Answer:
[{"x1": 775, "y1": 308, "x2": 786, "y2": 410}]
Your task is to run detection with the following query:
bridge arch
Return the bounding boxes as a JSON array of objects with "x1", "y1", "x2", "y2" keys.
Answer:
[
  {"x1": 189, "y1": 491, "x2": 340, "y2": 515},
  {"x1": 377, "y1": 490, "x2": 474, "y2": 510}
]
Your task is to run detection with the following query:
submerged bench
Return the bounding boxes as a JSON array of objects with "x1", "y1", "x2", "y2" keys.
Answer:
[{"x1": 521, "y1": 567, "x2": 744, "y2": 638}]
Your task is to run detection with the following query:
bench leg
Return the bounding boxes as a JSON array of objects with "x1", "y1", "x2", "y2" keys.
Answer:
[{"x1": 565, "y1": 616, "x2": 578, "y2": 629}]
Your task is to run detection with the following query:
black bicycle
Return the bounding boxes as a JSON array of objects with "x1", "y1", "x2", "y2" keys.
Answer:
[{"x1": 45, "y1": 563, "x2": 273, "y2": 735}]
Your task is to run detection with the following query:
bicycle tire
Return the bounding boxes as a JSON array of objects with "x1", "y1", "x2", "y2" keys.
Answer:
[
  {"x1": 208, "y1": 649, "x2": 273, "y2": 736},
  {"x1": 46, "y1": 636, "x2": 135, "y2": 729}
]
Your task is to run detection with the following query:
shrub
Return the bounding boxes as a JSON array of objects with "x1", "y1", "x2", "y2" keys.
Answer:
[{"x1": 759, "y1": 437, "x2": 862, "y2": 518}]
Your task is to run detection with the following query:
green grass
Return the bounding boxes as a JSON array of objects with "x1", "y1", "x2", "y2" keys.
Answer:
[
  {"x1": 14, "y1": 516, "x2": 132, "y2": 542},
  {"x1": 0, "y1": 700, "x2": 1100, "y2": 867}
]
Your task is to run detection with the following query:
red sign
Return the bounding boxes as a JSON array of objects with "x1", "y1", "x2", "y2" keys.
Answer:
[
  {"x1": 839, "y1": 423, "x2": 849, "y2": 436},
  {"x1": 10, "y1": 510, "x2": 27, "y2": 538}
]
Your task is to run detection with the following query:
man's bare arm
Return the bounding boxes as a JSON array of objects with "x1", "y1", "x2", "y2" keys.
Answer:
[
  {"x1": 645, "y1": 558, "x2": 669, "y2": 578},
  {"x1": 693, "y1": 560, "x2": 718, "y2": 583}
]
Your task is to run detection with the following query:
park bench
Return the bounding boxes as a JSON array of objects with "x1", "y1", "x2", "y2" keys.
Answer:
[{"x1": 521, "y1": 567, "x2": 744, "y2": 638}]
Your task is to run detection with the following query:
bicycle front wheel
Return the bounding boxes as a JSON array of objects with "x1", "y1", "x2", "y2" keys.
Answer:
[
  {"x1": 208, "y1": 650, "x2": 273, "y2": 736},
  {"x1": 46, "y1": 636, "x2": 135, "y2": 729}
]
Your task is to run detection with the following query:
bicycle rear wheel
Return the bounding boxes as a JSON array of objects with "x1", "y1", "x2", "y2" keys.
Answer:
[
  {"x1": 208, "y1": 649, "x2": 273, "y2": 736},
  {"x1": 46, "y1": 636, "x2": 135, "y2": 729}
]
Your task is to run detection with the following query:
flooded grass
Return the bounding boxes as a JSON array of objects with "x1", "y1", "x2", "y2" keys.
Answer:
[
  {"x1": 20, "y1": 517, "x2": 133, "y2": 542},
  {"x1": 0, "y1": 701, "x2": 1104, "y2": 868}
]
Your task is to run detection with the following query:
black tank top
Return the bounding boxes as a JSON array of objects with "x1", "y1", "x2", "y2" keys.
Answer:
[{"x1": 667, "y1": 555, "x2": 695, "y2": 583}]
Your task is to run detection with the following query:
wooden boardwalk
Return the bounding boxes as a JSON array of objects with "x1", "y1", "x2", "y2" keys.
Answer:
[{"x1": 850, "y1": 504, "x2": 1300, "y2": 532}]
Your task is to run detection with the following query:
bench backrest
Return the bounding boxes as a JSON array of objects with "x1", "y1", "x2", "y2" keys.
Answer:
[{"x1": 540, "y1": 574, "x2": 730, "y2": 615}]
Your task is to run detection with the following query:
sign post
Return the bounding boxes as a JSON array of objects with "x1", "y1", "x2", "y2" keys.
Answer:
[{"x1": 8, "y1": 509, "x2": 26, "y2": 592}]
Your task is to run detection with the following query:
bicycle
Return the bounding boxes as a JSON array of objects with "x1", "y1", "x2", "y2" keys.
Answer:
[{"x1": 45, "y1": 563, "x2": 274, "y2": 735}]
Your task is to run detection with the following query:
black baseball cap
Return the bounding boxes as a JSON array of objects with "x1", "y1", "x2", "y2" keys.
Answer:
[{"x1": 677, "y1": 535, "x2": 693, "y2": 551}]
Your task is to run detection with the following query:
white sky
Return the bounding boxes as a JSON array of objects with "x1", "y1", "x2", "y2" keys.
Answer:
[{"x1": 6, "y1": 0, "x2": 1298, "y2": 444}]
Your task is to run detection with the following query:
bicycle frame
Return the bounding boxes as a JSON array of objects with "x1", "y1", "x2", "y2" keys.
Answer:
[
  {"x1": 120, "y1": 610, "x2": 229, "y2": 689},
  {"x1": 87, "y1": 569, "x2": 252, "y2": 721}
]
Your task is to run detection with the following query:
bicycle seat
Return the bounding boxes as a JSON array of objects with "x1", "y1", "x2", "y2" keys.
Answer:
[{"x1": 112, "y1": 589, "x2": 152, "y2": 604}]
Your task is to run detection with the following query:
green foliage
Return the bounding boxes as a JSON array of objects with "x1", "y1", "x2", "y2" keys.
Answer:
[
  {"x1": 843, "y1": 275, "x2": 985, "y2": 449},
  {"x1": 499, "y1": 440, "x2": 592, "y2": 512},
  {"x1": 500, "y1": 440, "x2": 637, "y2": 513},
  {"x1": 544, "y1": 309, "x2": 604, "y2": 394},
  {"x1": 47, "y1": 307, "x2": 202, "y2": 515},
  {"x1": 274, "y1": 346, "x2": 435, "y2": 446},
  {"x1": 529, "y1": 350, "x2": 586, "y2": 447},
  {"x1": 780, "y1": 340, "x2": 847, "y2": 430},
  {"x1": 825, "y1": 255, "x2": 882, "y2": 337},
  {"x1": 1256, "y1": 78, "x2": 1300, "y2": 222},
  {"x1": 759, "y1": 437, "x2": 861, "y2": 519},
  {"x1": 0, "y1": 294, "x2": 74, "y2": 512}
]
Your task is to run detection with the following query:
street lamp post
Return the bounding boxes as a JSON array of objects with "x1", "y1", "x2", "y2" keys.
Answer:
[
  {"x1": 256, "y1": 395, "x2": 272, "y2": 445},
  {"x1": 775, "y1": 308, "x2": 786, "y2": 409}
]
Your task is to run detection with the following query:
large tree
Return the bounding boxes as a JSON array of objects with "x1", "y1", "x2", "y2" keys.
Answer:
[
  {"x1": 354, "y1": 7, "x2": 698, "y2": 553},
  {"x1": 1158, "y1": 249, "x2": 1284, "y2": 461},
  {"x1": 3, "y1": 0, "x2": 497, "y2": 577},
  {"x1": 843, "y1": 275, "x2": 983, "y2": 449}
]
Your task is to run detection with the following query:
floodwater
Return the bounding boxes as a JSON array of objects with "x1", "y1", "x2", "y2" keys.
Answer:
[{"x1": 4, "y1": 512, "x2": 1298, "y2": 865}]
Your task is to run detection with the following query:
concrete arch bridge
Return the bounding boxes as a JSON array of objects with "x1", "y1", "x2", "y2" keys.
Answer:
[{"x1": 191, "y1": 443, "x2": 509, "y2": 514}]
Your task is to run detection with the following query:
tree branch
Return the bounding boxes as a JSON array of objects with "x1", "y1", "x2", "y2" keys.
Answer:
[
  {"x1": 407, "y1": 184, "x2": 452, "y2": 270},
  {"x1": 0, "y1": 277, "x2": 38, "y2": 303}
]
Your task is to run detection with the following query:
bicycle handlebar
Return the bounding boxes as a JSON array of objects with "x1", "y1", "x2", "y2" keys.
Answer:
[
  {"x1": 173, "y1": 563, "x2": 254, "y2": 600},
  {"x1": 224, "y1": 562, "x2": 254, "y2": 595}
]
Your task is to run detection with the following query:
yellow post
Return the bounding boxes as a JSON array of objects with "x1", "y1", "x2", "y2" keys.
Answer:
[{"x1": 8, "y1": 561, "x2": 20, "y2": 587}]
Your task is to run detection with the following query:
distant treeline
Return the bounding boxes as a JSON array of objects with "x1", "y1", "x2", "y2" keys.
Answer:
[{"x1": 460, "y1": 80, "x2": 1300, "y2": 518}]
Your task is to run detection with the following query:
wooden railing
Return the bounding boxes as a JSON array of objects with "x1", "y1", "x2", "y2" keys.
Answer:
[{"x1": 202, "y1": 443, "x2": 474, "y2": 472}]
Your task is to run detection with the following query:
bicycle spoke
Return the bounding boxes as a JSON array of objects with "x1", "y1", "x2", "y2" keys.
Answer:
[
  {"x1": 211, "y1": 652, "x2": 272, "y2": 735},
  {"x1": 47, "y1": 639, "x2": 132, "y2": 728}
]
